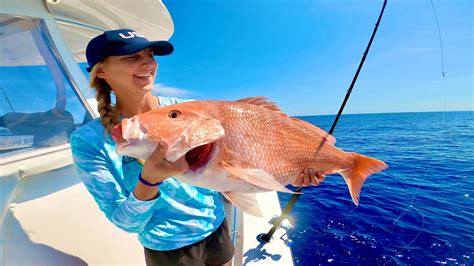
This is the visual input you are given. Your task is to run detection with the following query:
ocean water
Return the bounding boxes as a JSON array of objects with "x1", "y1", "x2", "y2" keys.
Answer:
[{"x1": 277, "y1": 111, "x2": 474, "y2": 265}]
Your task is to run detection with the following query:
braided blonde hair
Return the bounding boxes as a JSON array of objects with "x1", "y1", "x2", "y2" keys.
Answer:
[{"x1": 89, "y1": 63, "x2": 121, "y2": 135}]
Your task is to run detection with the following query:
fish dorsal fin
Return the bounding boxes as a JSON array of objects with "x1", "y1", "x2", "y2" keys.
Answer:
[
  {"x1": 222, "y1": 192, "x2": 263, "y2": 217},
  {"x1": 221, "y1": 161, "x2": 294, "y2": 194},
  {"x1": 236, "y1": 97, "x2": 336, "y2": 145},
  {"x1": 236, "y1": 97, "x2": 284, "y2": 113}
]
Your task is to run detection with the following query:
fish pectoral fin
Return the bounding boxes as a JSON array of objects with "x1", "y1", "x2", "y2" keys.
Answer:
[
  {"x1": 221, "y1": 162, "x2": 294, "y2": 193},
  {"x1": 222, "y1": 192, "x2": 263, "y2": 217}
]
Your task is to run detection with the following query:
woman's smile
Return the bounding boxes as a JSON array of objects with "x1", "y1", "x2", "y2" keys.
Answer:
[
  {"x1": 132, "y1": 71, "x2": 155, "y2": 89},
  {"x1": 134, "y1": 73, "x2": 152, "y2": 78},
  {"x1": 133, "y1": 72, "x2": 154, "y2": 82}
]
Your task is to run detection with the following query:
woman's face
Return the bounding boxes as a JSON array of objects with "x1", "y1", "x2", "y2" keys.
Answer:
[{"x1": 98, "y1": 48, "x2": 158, "y2": 95}]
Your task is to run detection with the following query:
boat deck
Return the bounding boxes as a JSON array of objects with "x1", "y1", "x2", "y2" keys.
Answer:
[{"x1": 1, "y1": 152, "x2": 293, "y2": 265}]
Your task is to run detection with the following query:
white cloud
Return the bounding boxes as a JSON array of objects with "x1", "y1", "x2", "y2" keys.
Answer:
[{"x1": 153, "y1": 83, "x2": 193, "y2": 98}]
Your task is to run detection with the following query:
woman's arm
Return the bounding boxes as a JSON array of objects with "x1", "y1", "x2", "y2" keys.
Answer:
[{"x1": 71, "y1": 134, "x2": 158, "y2": 233}]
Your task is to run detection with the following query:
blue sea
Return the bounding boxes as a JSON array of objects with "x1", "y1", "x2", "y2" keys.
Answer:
[{"x1": 277, "y1": 111, "x2": 474, "y2": 265}]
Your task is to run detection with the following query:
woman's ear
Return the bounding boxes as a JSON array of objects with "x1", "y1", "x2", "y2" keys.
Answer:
[{"x1": 96, "y1": 64, "x2": 109, "y2": 79}]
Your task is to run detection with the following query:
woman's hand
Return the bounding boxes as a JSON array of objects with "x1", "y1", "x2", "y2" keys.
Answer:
[
  {"x1": 291, "y1": 168, "x2": 325, "y2": 187},
  {"x1": 134, "y1": 141, "x2": 188, "y2": 201},
  {"x1": 140, "y1": 141, "x2": 189, "y2": 184}
]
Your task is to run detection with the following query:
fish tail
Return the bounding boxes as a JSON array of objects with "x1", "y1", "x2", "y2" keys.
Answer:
[{"x1": 340, "y1": 153, "x2": 388, "y2": 205}]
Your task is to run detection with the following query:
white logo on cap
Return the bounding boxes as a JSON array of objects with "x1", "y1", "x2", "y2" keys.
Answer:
[{"x1": 119, "y1": 31, "x2": 145, "y2": 39}]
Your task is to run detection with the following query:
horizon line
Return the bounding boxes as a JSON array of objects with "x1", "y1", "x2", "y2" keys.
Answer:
[{"x1": 294, "y1": 109, "x2": 473, "y2": 117}]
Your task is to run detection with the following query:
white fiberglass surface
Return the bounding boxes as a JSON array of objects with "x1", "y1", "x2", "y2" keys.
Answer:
[
  {"x1": 0, "y1": 15, "x2": 92, "y2": 160},
  {"x1": 2, "y1": 166, "x2": 145, "y2": 265}
]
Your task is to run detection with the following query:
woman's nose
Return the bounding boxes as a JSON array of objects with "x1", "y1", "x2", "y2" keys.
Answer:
[{"x1": 143, "y1": 56, "x2": 157, "y2": 68}]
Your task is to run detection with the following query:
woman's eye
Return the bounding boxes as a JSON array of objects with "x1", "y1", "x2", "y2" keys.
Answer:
[{"x1": 168, "y1": 110, "x2": 181, "y2": 118}]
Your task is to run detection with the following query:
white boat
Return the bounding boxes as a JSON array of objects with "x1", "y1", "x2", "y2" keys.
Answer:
[{"x1": 0, "y1": 1, "x2": 294, "y2": 265}]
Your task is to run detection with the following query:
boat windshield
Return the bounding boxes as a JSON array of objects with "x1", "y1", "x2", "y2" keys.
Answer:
[{"x1": 0, "y1": 15, "x2": 91, "y2": 158}]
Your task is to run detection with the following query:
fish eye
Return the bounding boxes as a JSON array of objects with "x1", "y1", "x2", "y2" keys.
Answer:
[{"x1": 168, "y1": 110, "x2": 181, "y2": 118}]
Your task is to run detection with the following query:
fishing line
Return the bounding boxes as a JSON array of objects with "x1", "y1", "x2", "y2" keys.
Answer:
[
  {"x1": 259, "y1": 0, "x2": 388, "y2": 243},
  {"x1": 430, "y1": 0, "x2": 446, "y2": 79},
  {"x1": 430, "y1": 0, "x2": 448, "y2": 122},
  {"x1": 383, "y1": 160, "x2": 432, "y2": 265},
  {"x1": 392, "y1": 159, "x2": 433, "y2": 225},
  {"x1": 384, "y1": 205, "x2": 426, "y2": 265},
  {"x1": 384, "y1": 0, "x2": 448, "y2": 263}
]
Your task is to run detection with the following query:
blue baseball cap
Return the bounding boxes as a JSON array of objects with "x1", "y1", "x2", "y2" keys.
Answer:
[{"x1": 85, "y1": 29, "x2": 174, "y2": 72}]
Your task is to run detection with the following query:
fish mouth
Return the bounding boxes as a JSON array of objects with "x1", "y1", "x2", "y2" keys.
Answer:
[
  {"x1": 111, "y1": 124, "x2": 125, "y2": 144},
  {"x1": 185, "y1": 142, "x2": 214, "y2": 171}
]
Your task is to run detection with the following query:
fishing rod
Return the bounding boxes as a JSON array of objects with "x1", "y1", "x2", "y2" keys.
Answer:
[{"x1": 259, "y1": 0, "x2": 388, "y2": 243}]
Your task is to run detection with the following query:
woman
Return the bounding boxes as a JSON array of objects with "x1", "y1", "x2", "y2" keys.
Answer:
[{"x1": 70, "y1": 29, "x2": 324, "y2": 266}]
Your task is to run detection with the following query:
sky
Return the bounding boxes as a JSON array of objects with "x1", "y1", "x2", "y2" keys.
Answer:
[{"x1": 153, "y1": 0, "x2": 472, "y2": 116}]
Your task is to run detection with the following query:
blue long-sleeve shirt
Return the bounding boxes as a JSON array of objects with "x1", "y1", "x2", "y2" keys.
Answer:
[{"x1": 70, "y1": 96, "x2": 226, "y2": 251}]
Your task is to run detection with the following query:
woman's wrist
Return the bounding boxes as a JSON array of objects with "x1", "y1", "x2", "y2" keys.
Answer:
[
  {"x1": 133, "y1": 172, "x2": 166, "y2": 201},
  {"x1": 134, "y1": 182, "x2": 159, "y2": 201},
  {"x1": 138, "y1": 173, "x2": 164, "y2": 186},
  {"x1": 140, "y1": 170, "x2": 167, "y2": 185}
]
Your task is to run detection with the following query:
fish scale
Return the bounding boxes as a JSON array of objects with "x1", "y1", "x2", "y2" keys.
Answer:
[
  {"x1": 113, "y1": 97, "x2": 388, "y2": 216},
  {"x1": 217, "y1": 100, "x2": 337, "y2": 182}
]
